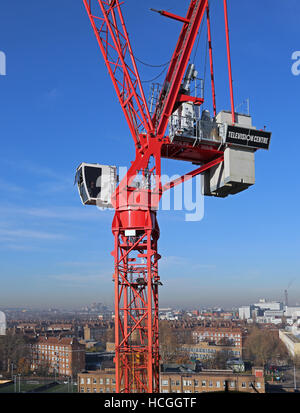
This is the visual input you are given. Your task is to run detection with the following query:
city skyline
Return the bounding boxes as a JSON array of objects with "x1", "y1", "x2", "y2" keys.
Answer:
[
  {"x1": 0, "y1": 0, "x2": 299, "y2": 309},
  {"x1": 0, "y1": 292, "x2": 299, "y2": 312}
]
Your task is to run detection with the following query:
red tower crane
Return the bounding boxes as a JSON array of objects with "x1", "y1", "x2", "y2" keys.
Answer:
[{"x1": 77, "y1": 0, "x2": 271, "y2": 393}]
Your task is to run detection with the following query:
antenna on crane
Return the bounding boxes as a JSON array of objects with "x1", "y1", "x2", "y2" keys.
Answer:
[{"x1": 181, "y1": 63, "x2": 198, "y2": 94}]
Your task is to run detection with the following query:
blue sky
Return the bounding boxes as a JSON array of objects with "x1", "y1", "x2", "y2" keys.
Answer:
[{"x1": 0, "y1": 0, "x2": 299, "y2": 309}]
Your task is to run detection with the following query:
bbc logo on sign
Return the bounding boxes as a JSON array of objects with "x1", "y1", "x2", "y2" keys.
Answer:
[{"x1": 0, "y1": 51, "x2": 6, "y2": 76}]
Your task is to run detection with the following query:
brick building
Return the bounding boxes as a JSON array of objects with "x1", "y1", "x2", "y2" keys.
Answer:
[
  {"x1": 78, "y1": 367, "x2": 264, "y2": 393},
  {"x1": 182, "y1": 342, "x2": 242, "y2": 361},
  {"x1": 10, "y1": 320, "x2": 79, "y2": 338},
  {"x1": 159, "y1": 367, "x2": 264, "y2": 393},
  {"x1": 78, "y1": 369, "x2": 116, "y2": 393},
  {"x1": 45, "y1": 324, "x2": 73, "y2": 333},
  {"x1": 31, "y1": 336, "x2": 85, "y2": 377},
  {"x1": 192, "y1": 324, "x2": 246, "y2": 349},
  {"x1": 83, "y1": 324, "x2": 107, "y2": 341}
]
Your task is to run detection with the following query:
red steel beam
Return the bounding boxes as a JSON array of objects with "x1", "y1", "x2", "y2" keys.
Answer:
[
  {"x1": 82, "y1": 0, "x2": 237, "y2": 396},
  {"x1": 206, "y1": 3, "x2": 217, "y2": 117},
  {"x1": 153, "y1": 0, "x2": 208, "y2": 137},
  {"x1": 162, "y1": 155, "x2": 224, "y2": 193},
  {"x1": 150, "y1": 8, "x2": 190, "y2": 24},
  {"x1": 223, "y1": 0, "x2": 235, "y2": 124},
  {"x1": 82, "y1": 0, "x2": 153, "y2": 146}
]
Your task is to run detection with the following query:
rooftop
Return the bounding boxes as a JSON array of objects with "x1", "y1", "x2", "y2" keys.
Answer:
[{"x1": 285, "y1": 333, "x2": 300, "y2": 344}]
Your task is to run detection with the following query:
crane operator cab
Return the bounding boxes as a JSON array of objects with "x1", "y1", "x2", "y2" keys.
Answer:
[{"x1": 75, "y1": 162, "x2": 117, "y2": 208}]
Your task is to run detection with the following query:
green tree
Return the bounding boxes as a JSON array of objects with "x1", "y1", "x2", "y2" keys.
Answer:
[
  {"x1": 243, "y1": 326, "x2": 288, "y2": 367},
  {"x1": 35, "y1": 361, "x2": 51, "y2": 377},
  {"x1": 205, "y1": 349, "x2": 231, "y2": 369},
  {"x1": 0, "y1": 333, "x2": 31, "y2": 376},
  {"x1": 159, "y1": 321, "x2": 189, "y2": 363}
]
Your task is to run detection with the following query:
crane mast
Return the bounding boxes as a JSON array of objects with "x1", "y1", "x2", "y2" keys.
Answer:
[{"x1": 78, "y1": 0, "x2": 272, "y2": 393}]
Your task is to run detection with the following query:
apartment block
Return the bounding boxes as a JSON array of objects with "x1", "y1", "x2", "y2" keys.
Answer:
[
  {"x1": 31, "y1": 336, "x2": 85, "y2": 377},
  {"x1": 160, "y1": 367, "x2": 264, "y2": 393},
  {"x1": 78, "y1": 369, "x2": 116, "y2": 393},
  {"x1": 182, "y1": 342, "x2": 242, "y2": 360},
  {"x1": 192, "y1": 325, "x2": 245, "y2": 349},
  {"x1": 78, "y1": 367, "x2": 264, "y2": 393},
  {"x1": 279, "y1": 330, "x2": 300, "y2": 358}
]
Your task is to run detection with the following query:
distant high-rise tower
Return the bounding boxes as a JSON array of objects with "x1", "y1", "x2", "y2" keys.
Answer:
[
  {"x1": 284, "y1": 290, "x2": 289, "y2": 307},
  {"x1": 0, "y1": 311, "x2": 6, "y2": 335}
]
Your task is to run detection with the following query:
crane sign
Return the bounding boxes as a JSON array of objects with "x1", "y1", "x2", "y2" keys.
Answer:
[{"x1": 75, "y1": 0, "x2": 271, "y2": 393}]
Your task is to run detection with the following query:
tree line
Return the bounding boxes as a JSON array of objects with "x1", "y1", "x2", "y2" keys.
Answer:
[{"x1": 0, "y1": 333, "x2": 32, "y2": 376}]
